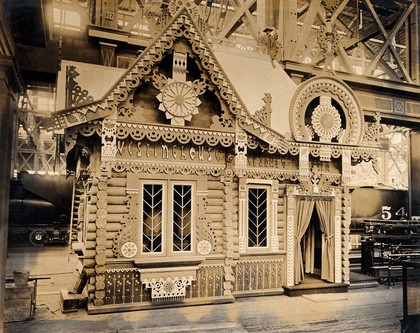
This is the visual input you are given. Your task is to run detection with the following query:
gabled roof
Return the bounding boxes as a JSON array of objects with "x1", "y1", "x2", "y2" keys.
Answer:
[{"x1": 45, "y1": 3, "x2": 289, "y2": 153}]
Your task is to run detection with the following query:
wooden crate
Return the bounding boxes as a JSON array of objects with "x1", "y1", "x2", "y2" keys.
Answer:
[{"x1": 4, "y1": 281, "x2": 36, "y2": 322}]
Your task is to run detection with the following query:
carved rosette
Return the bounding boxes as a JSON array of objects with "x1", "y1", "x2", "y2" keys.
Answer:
[
  {"x1": 157, "y1": 79, "x2": 201, "y2": 126},
  {"x1": 311, "y1": 104, "x2": 342, "y2": 142}
]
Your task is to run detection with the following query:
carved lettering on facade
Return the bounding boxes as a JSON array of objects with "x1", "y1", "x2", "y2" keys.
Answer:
[{"x1": 115, "y1": 140, "x2": 225, "y2": 165}]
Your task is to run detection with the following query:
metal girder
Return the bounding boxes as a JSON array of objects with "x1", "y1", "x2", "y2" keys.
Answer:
[
  {"x1": 363, "y1": 1, "x2": 415, "y2": 82},
  {"x1": 216, "y1": 0, "x2": 258, "y2": 40}
]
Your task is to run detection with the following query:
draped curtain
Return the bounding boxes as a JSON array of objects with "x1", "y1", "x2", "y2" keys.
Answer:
[
  {"x1": 304, "y1": 223, "x2": 315, "y2": 274},
  {"x1": 315, "y1": 200, "x2": 335, "y2": 282},
  {"x1": 294, "y1": 199, "x2": 315, "y2": 284}
]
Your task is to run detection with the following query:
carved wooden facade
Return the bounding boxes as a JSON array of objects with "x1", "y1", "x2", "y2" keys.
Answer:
[{"x1": 49, "y1": 3, "x2": 381, "y2": 313}]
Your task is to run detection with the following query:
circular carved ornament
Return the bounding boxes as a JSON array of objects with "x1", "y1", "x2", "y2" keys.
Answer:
[
  {"x1": 289, "y1": 76, "x2": 364, "y2": 144},
  {"x1": 162, "y1": 82, "x2": 198, "y2": 117},
  {"x1": 311, "y1": 104, "x2": 342, "y2": 141},
  {"x1": 121, "y1": 242, "x2": 138, "y2": 258},
  {"x1": 197, "y1": 240, "x2": 212, "y2": 255}
]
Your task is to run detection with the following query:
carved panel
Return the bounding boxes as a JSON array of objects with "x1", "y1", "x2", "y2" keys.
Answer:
[
  {"x1": 191, "y1": 264, "x2": 224, "y2": 298},
  {"x1": 233, "y1": 259, "x2": 284, "y2": 291},
  {"x1": 104, "y1": 268, "x2": 147, "y2": 305}
]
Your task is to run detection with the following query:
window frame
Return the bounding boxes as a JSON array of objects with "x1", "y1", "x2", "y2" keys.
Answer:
[
  {"x1": 246, "y1": 184, "x2": 271, "y2": 252},
  {"x1": 139, "y1": 179, "x2": 195, "y2": 257},
  {"x1": 238, "y1": 179, "x2": 279, "y2": 254}
]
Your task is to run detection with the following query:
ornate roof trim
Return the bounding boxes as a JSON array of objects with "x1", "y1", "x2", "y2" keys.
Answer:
[{"x1": 46, "y1": 3, "x2": 289, "y2": 153}]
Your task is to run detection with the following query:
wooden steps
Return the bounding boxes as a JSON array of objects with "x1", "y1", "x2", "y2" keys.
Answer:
[{"x1": 283, "y1": 274, "x2": 348, "y2": 297}]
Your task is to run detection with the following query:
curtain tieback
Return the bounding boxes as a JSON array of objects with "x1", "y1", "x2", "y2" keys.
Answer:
[{"x1": 325, "y1": 235, "x2": 334, "y2": 240}]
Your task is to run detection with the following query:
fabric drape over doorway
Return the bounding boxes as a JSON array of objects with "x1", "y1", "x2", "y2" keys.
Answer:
[
  {"x1": 316, "y1": 200, "x2": 335, "y2": 282},
  {"x1": 294, "y1": 199, "x2": 315, "y2": 284},
  {"x1": 293, "y1": 197, "x2": 336, "y2": 284}
]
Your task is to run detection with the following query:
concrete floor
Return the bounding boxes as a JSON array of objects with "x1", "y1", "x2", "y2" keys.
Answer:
[{"x1": 4, "y1": 245, "x2": 408, "y2": 333}]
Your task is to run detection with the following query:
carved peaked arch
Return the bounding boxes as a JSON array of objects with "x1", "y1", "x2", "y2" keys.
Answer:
[
  {"x1": 290, "y1": 76, "x2": 364, "y2": 145},
  {"x1": 49, "y1": 3, "x2": 289, "y2": 153}
]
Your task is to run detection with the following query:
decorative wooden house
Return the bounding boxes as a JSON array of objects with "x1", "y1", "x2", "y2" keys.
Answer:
[{"x1": 47, "y1": 3, "x2": 381, "y2": 313}]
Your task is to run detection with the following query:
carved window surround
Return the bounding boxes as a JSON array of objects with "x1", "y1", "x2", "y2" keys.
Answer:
[
  {"x1": 285, "y1": 186, "x2": 342, "y2": 286},
  {"x1": 122, "y1": 173, "x2": 208, "y2": 259},
  {"x1": 238, "y1": 178, "x2": 280, "y2": 254}
]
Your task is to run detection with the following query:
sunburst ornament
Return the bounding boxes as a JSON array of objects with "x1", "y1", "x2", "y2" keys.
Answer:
[
  {"x1": 311, "y1": 104, "x2": 342, "y2": 142},
  {"x1": 157, "y1": 78, "x2": 201, "y2": 126}
]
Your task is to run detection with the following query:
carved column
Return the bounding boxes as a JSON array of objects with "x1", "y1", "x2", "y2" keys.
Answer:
[
  {"x1": 271, "y1": 181, "x2": 279, "y2": 251},
  {"x1": 341, "y1": 188, "x2": 352, "y2": 284},
  {"x1": 334, "y1": 194, "x2": 342, "y2": 283},
  {"x1": 238, "y1": 177, "x2": 247, "y2": 253},
  {"x1": 285, "y1": 189, "x2": 295, "y2": 286},
  {"x1": 222, "y1": 169, "x2": 235, "y2": 296}
]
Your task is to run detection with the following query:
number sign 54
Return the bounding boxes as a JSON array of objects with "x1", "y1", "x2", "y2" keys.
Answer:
[{"x1": 381, "y1": 206, "x2": 406, "y2": 220}]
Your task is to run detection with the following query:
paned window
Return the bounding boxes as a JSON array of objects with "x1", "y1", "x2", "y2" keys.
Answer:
[
  {"x1": 248, "y1": 187, "x2": 268, "y2": 248},
  {"x1": 141, "y1": 181, "x2": 193, "y2": 255}
]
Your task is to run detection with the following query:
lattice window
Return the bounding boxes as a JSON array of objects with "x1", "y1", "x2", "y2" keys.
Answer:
[
  {"x1": 248, "y1": 187, "x2": 268, "y2": 248},
  {"x1": 172, "y1": 184, "x2": 192, "y2": 252},
  {"x1": 140, "y1": 181, "x2": 194, "y2": 255},
  {"x1": 142, "y1": 184, "x2": 163, "y2": 253}
]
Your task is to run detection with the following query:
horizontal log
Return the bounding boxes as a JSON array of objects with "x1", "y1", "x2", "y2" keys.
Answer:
[
  {"x1": 206, "y1": 205, "x2": 224, "y2": 214},
  {"x1": 108, "y1": 177, "x2": 127, "y2": 187},
  {"x1": 111, "y1": 171, "x2": 127, "y2": 178},
  {"x1": 206, "y1": 214, "x2": 223, "y2": 222},
  {"x1": 105, "y1": 197, "x2": 128, "y2": 205},
  {"x1": 85, "y1": 241, "x2": 96, "y2": 250},
  {"x1": 106, "y1": 187, "x2": 127, "y2": 196},
  {"x1": 206, "y1": 198, "x2": 224, "y2": 206},
  {"x1": 86, "y1": 232, "x2": 96, "y2": 241},
  {"x1": 100, "y1": 214, "x2": 123, "y2": 222},
  {"x1": 207, "y1": 181, "x2": 224, "y2": 190},
  {"x1": 105, "y1": 223, "x2": 123, "y2": 232},
  {"x1": 106, "y1": 205, "x2": 129, "y2": 214},
  {"x1": 84, "y1": 259, "x2": 96, "y2": 268},
  {"x1": 211, "y1": 229, "x2": 224, "y2": 237},
  {"x1": 84, "y1": 250, "x2": 96, "y2": 259},
  {"x1": 207, "y1": 190, "x2": 224, "y2": 199}
]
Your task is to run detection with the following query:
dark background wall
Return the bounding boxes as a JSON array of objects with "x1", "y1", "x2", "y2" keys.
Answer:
[{"x1": 410, "y1": 131, "x2": 420, "y2": 217}]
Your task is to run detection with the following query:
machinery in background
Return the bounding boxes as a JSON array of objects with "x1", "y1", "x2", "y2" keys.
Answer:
[
  {"x1": 8, "y1": 172, "x2": 73, "y2": 246},
  {"x1": 350, "y1": 187, "x2": 420, "y2": 282}
]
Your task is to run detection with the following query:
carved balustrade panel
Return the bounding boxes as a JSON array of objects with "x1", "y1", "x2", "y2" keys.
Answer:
[
  {"x1": 104, "y1": 269, "x2": 151, "y2": 305},
  {"x1": 190, "y1": 264, "x2": 225, "y2": 299},
  {"x1": 233, "y1": 259, "x2": 284, "y2": 292}
]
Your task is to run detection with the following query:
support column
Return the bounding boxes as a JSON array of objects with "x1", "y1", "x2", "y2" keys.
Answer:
[{"x1": 0, "y1": 55, "x2": 23, "y2": 333}]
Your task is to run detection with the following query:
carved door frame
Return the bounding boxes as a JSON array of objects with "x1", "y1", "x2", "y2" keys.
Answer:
[{"x1": 285, "y1": 185, "x2": 342, "y2": 286}]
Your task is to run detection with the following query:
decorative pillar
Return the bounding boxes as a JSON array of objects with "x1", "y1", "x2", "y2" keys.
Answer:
[
  {"x1": 285, "y1": 189, "x2": 295, "y2": 286},
  {"x1": 222, "y1": 168, "x2": 235, "y2": 296},
  {"x1": 334, "y1": 194, "x2": 342, "y2": 283},
  {"x1": 299, "y1": 147, "x2": 310, "y2": 181}
]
